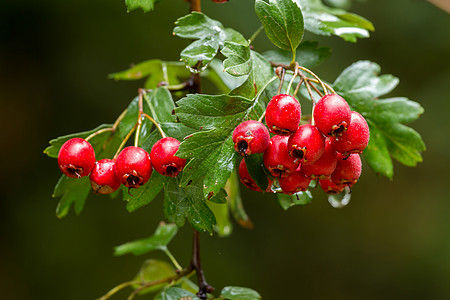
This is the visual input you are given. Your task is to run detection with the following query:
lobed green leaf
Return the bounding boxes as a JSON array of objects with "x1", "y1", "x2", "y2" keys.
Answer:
[
  {"x1": 133, "y1": 260, "x2": 175, "y2": 295},
  {"x1": 163, "y1": 178, "x2": 216, "y2": 233},
  {"x1": 155, "y1": 287, "x2": 200, "y2": 300},
  {"x1": 53, "y1": 176, "x2": 91, "y2": 218},
  {"x1": 124, "y1": 171, "x2": 168, "y2": 212},
  {"x1": 333, "y1": 60, "x2": 426, "y2": 177},
  {"x1": 125, "y1": 0, "x2": 159, "y2": 13}
]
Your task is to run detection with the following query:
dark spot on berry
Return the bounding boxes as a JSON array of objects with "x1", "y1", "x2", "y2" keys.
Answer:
[
  {"x1": 207, "y1": 191, "x2": 214, "y2": 200},
  {"x1": 165, "y1": 165, "x2": 179, "y2": 177},
  {"x1": 330, "y1": 122, "x2": 348, "y2": 137},
  {"x1": 292, "y1": 148, "x2": 305, "y2": 160},
  {"x1": 65, "y1": 165, "x2": 83, "y2": 178},
  {"x1": 124, "y1": 173, "x2": 143, "y2": 188},
  {"x1": 237, "y1": 140, "x2": 248, "y2": 154},
  {"x1": 271, "y1": 126, "x2": 290, "y2": 136}
]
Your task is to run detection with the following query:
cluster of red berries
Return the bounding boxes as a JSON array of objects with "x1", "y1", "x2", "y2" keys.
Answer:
[
  {"x1": 57, "y1": 137, "x2": 186, "y2": 194},
  {"x1": 233, "y1": 93, "x2": 370, "y2": 195}
]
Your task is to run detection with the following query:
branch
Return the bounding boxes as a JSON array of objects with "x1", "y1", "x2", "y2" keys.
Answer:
[{"x1": 190, "y1": 230, "x2": 215, "y2": 299}]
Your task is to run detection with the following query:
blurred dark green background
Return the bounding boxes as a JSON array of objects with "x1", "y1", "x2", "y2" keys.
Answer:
[{"x1": 1, "y1": 0, "x2": 449, "y2": 299}]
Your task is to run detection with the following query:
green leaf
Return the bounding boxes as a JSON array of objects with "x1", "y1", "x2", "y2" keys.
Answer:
[
  {"x1": 208, "y1": 201, "x2": 233, "y2": 237},
  {"x1": 133, "y1": 260, "x2": 176, "y2": 294},
  {"x1": 155, "y1": 287, "x2": 201, "y2": 300},
  {"x1": 363, "y1": 124, "x2": 393, "y2": 179},
  {"x1": 296, "y1": 0, "x2": 374, "y2": 42},
  {"x1": 244, "y1": 154, "x2": 269, "y2": 192},
  {"x1": 222, "y1": 41, "x2": 252, "y2": 77},
  {"x1": 255, "y1": 0, "x2": 304, "y2": 52},
  {"x1": 124, "y1": 171, "x2": 168, "y2": 212},
  {"x1": 144, "y1": 88, "x2": 176, "y2": 123},
  {"x1": 125, "y1": 0, "x2": 159, "y2": 13},
  {"x1": 163, "y1": 178, "x2": 216, "y2": 233},
  {"x1": 53, "y1": 176, "x2": 91, "y2": 218},
  {"x1": 276, "y1": 191, "x2": 312, "y2": 210},
  {"x1": 173, "y1": 12, "x2": 226, "y2": 72},
  {"x1": 221, "y1": 286, "x2": 262, "y2": 300},
  {"x1": 229, "y1": 51, "x2": 276, "y2": 101},
  {"x1": 174, "y1": 12, "x2": 250, "y2": 73},
  {"x1": 332, "y1": 60, "x2": 426, "y2": 176},
  {"x1": 262, "y1": 41, "x2": 330, "y2": 68},
  {"x1": 175, "y1": 94, "x2": 262, "y2": 198},
  {"x1": 109, "y1": 59, "x2": 190, "y2": 89},
  {"x1": 114, "y1": 222, "x2": 178, "y2": 256}
]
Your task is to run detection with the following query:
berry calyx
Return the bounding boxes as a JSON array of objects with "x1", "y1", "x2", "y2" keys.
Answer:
[
  {"x1": 238, "y1": 159, "x2": 272, "y2": 192},
  {"x1": 313, "y1": 94, "x2": 351, "y2": 137},
  {"x1": 263, "y1": 135, "x2": 299, "y2": 178},
  {"x1": 150, "y1": 137, "x2": 186, "y2": 177},
  {"x1": 319, "y1": 178, "x2": 347, "y2": 194},
  {"x1": 301, "y1": 138, "x2": 338, "y2": 180},
  {"x1": 331, "y1": 153, "x2": 362, "y2": 186},
  {"x1": 232, "y1": 120, "x2": 270, "y2": 156},
  {"x1": 278, "y1": 170, "x2": 311, "y2": 195},
  {"x1": 333, "y1": 111, "x2": 370, "y2": 155},
  {"x1": 265, "y1": 94, "x2": 301, "y2": 135},
  {"x1": 114, "y1": 146, "x2": 152, "y2": 189},
  {"x1": 58, "y1": 138, "x2": 96, "y2": 178},
  {"x1": 287, "y1": 124, "x2": 325, "y2": 165},
  {"x1": 89, "y1": 159, "x2": 121, "y2": 194}
]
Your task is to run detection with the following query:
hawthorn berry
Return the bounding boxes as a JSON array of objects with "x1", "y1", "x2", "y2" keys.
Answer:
[
  {"x1": 265, "y1": 94, "x2": 301, "y2": 135},
  {"x1": 89, "y1": 159, "x2": 121, "y2": 194},
  {"x1": 114, "y1": 146, "x2": 152, "y2": 189},
  {"x1": 318, "y1": 178, "x2": 347, "y2": 194},
  {"x1": 238, "y1": 159, "x2": 272, "y2": 192},
  {"x1": 150, "y1": 137, "x2": 186, "y2": 177},
  {"x1": 331, "y1": 153, "x2": 362, "y2": 186},
  {"x1": 333, "y1": 111, "x2": 370, "y2": 155},
  {"x1": 232, "y1": 120, "x2": 270, "y2": 156},
  {"x1": 278, "y1": 170, "x2": 311, "y2": 195},
  {"x1": 301, "y1": 138, "x2": 338, "y2": 180},
  {"x1": 287, "y1": 124, "x2": 325, "y2": 165},
  {"x1": 263, "y1": 135, "x2": 299, "y2": 178},
  {"x1": 58, "y1": 138, "x2": 96, "y2": 178},
  {"x1": 313, "y1": 94, "x2": 351, "y2": 137}
]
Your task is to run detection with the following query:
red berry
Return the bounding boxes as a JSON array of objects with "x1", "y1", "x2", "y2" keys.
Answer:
[
  {"x1": 287, "y1": 124, "x2": 325, "y2": 165},
  {"x1": 238, "y1": 159, "x2": 272, "y2": 192},
  {"x1": 232, "y1": 120, "x2": 270, "y2": 156},
  {"x1": 333, "y1": 111, "x2": 370, "y2": 155},
  {"x1": 319, "y1": 178, "x2": 347, "y2": 194},
  {"x1": 301, "y1": 138, "x2": 338, "y2": 179},
  {"x1": 313, "y1": 94, "x2": 351, "y2": 137},
  {"x1": 265, "y1": 94, "x2": 301, "y2": 135},
  {"x1": 331, "y1": 153, "x2": 362, "y2": 186},
  {"x1": 278, "y1": 170, "x2": 311, "y2": 195},
  {"x1": 263, "y1": 135, "x2": 299, "y2": 178},
  {"x1": 150, "y1": 137, "x2": 186, "y2": 177},
  {"x1": 89, "y1": 159, "x2": 121, "y2": 194},
  {"x1": 114, "y1": 146, "x2": 152, "y2": 189},
  {"x1": 58, "y1": 138, "x2": 96, "y2": 178}
]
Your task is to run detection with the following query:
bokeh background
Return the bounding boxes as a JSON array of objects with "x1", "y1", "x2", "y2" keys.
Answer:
[{"x1": 1, "y1": 0, "x2": 450, "y2": 299}]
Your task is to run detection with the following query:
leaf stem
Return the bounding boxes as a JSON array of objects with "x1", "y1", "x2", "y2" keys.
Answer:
[
  {"x1": 127, "y1": 268, "x2": 195, "y2": 300},
  {"x1": 142, "y1": 113, "x2": 166, "y2": 138},
  {"x1": 249, "y1": 26, "x2": 264, "y2": 44},
  {"x1": 97, "y1": 280, "x2": 141, "y2": 300},
  {"x1": 113, "y1": 123, "x2": 137, "y2": 159},
  {"x1": 85, "y1": 127, "x2": 114, "y2": 142},
  {"x1": 286, "y1": 62, "x2": 299, "y2": 94},
  {"x1": 162, "y1": 247, "x2": 183, "y2": 271},
  {"x1": 297, "y1": 65, "x2": 328, "y2": 95}
]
